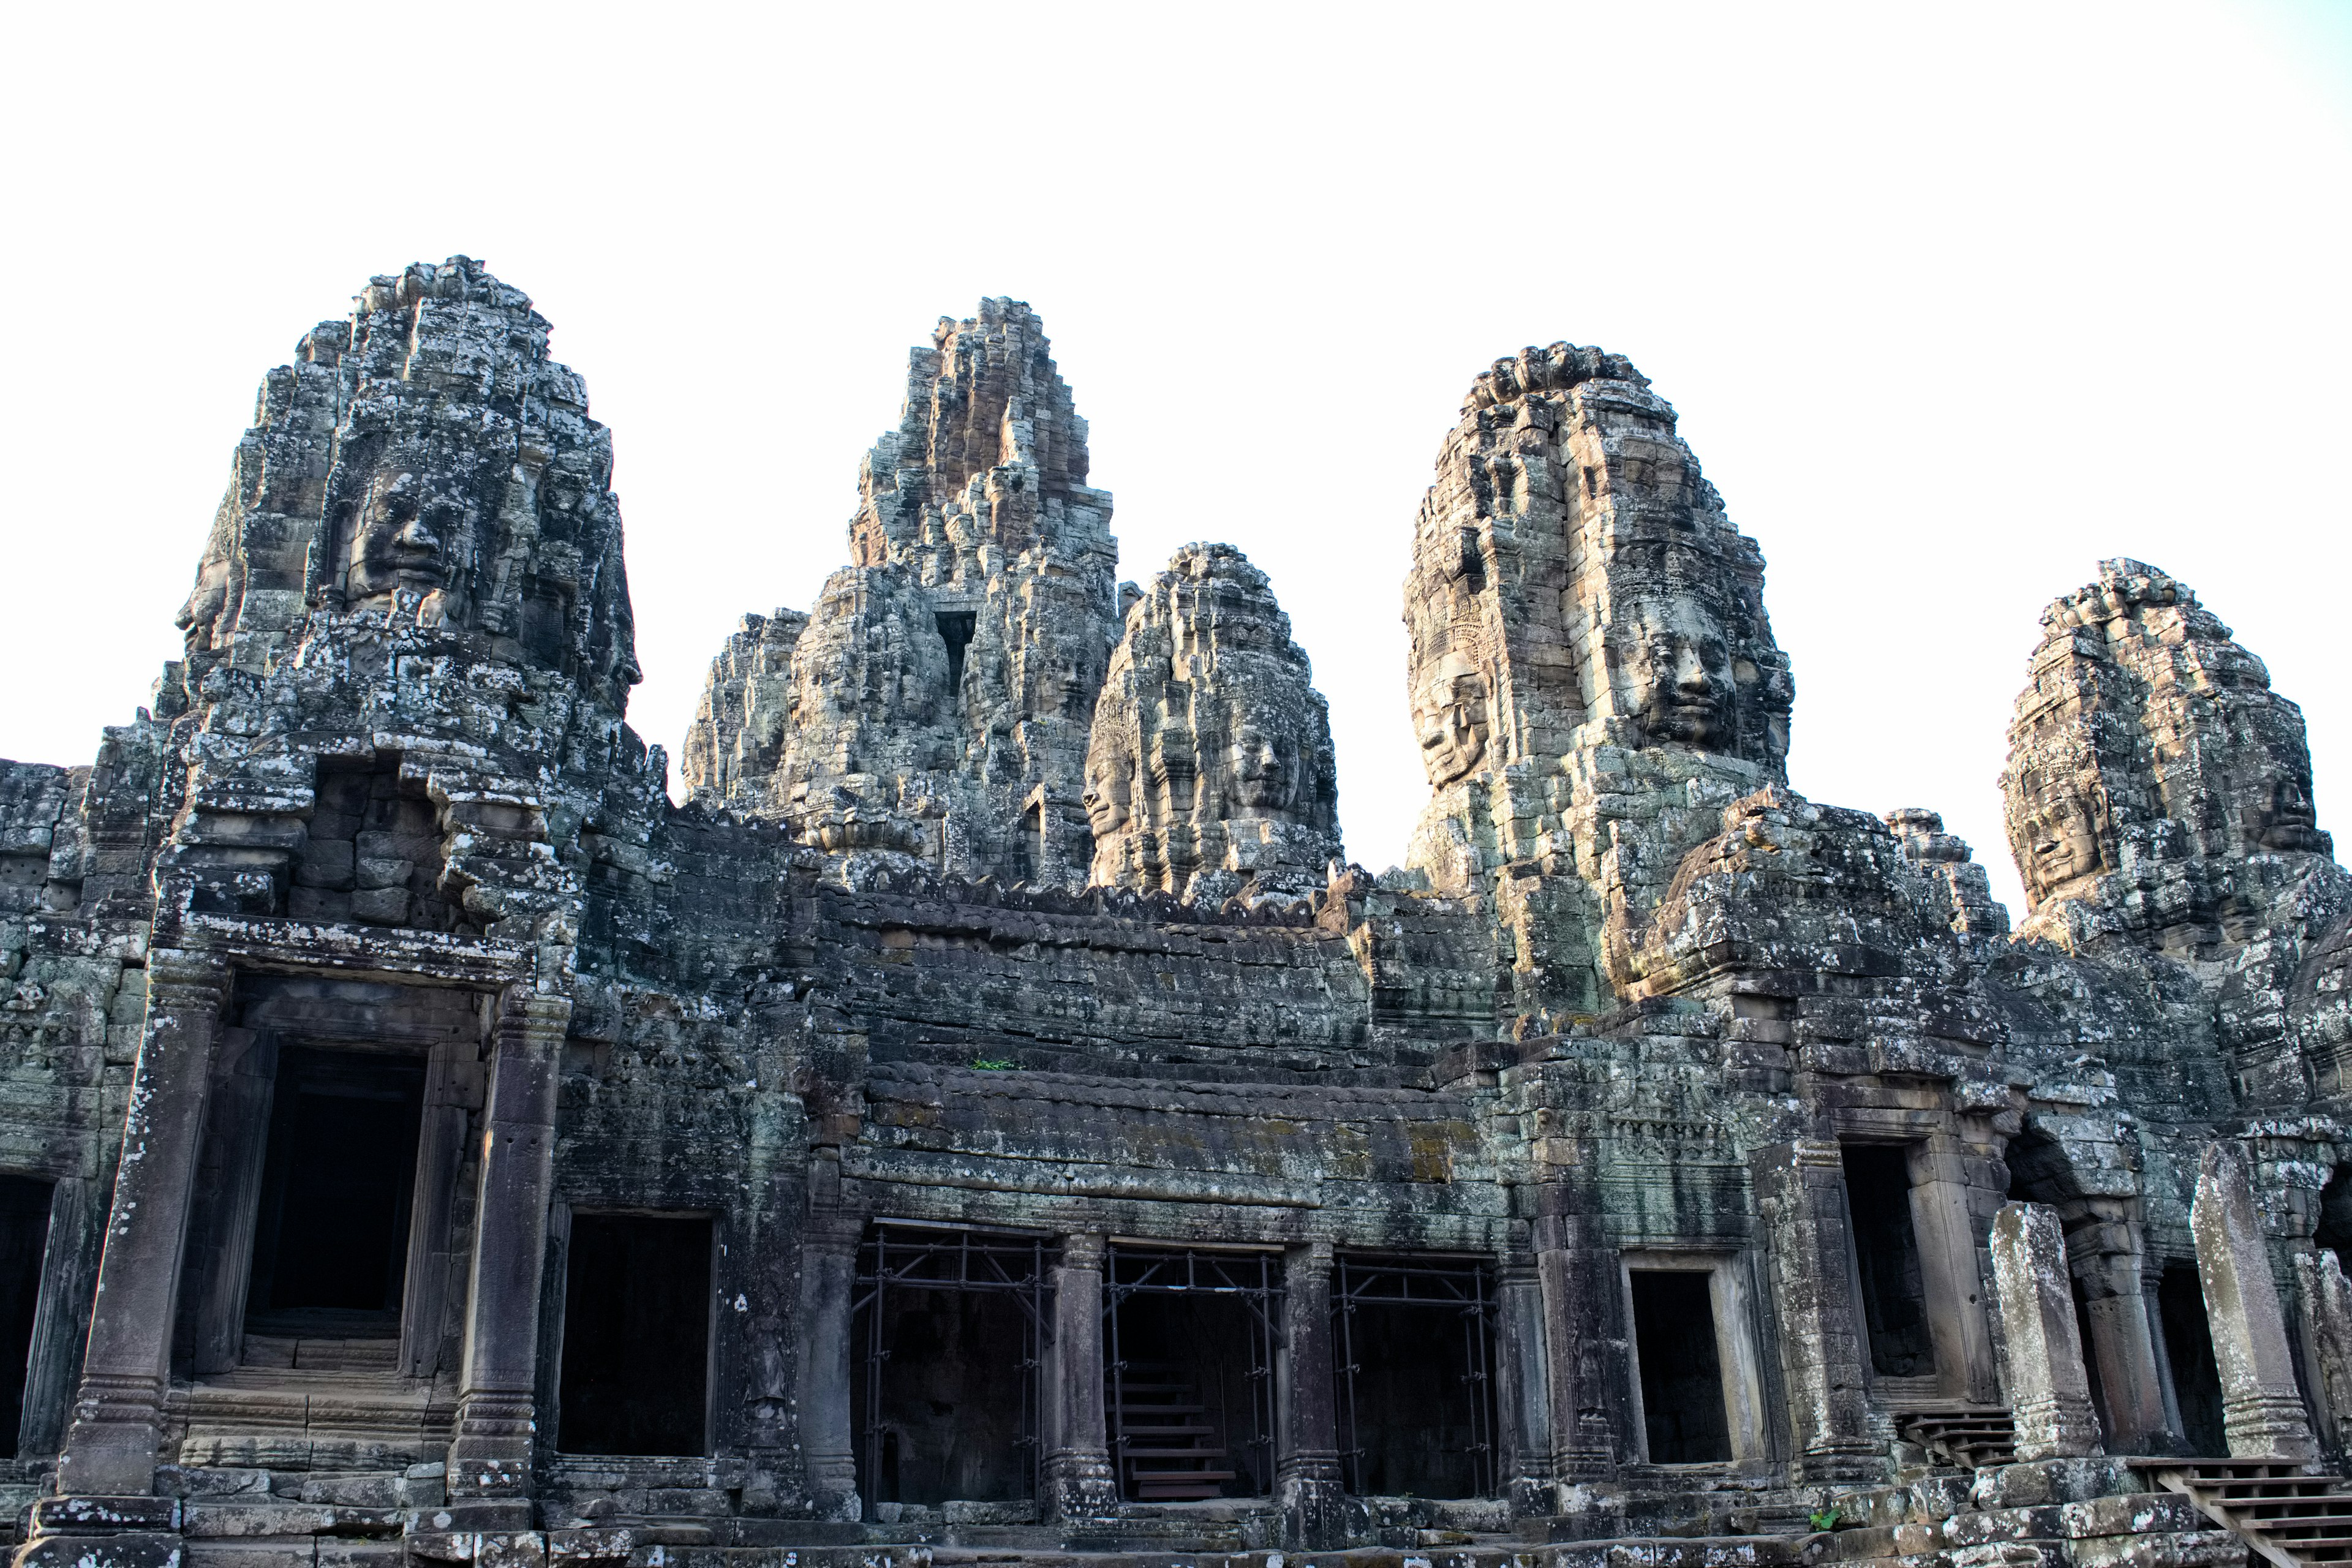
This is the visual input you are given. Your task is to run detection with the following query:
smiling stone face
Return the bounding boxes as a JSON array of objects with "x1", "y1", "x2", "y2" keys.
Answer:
[
  {"x1": 1413, "y1": 660, "x2": 1490, "y2": 787},
  {"x1": 1618, "y1": 595, "x2": 1735, "y2": 750},
  {"x1": 2013, "y1": 778, "x2": 2114, "y2": 904},
  {"x1": 1082, "y1": 746, "x2": 1133, "y2": 837},
  {"x1": 1229, "y1": 722, "x2": 1297, "y2": 814},
  {"x1": 346, "y1": 454, "x2": 472, "y2": 608}
]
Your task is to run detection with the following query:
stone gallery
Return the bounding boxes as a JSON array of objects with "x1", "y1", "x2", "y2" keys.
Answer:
[{"x1": 5, "y1": 258, "x2": 2352, "y2": 1568}]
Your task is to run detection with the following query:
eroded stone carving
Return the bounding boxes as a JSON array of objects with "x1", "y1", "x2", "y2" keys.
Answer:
[
  {"x1": 1082, "y1": 543, "x2": 1341, "y2": 903},
  {"x1": 2002, "y1": 558, "x2": 2340, "y2": 954},
  {"x1": 689, "y1": 300, "x2": 1117, "y2": 886}
]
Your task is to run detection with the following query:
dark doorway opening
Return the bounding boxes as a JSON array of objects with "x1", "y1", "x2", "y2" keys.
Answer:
[
  {"x1": 936, "y1": 612, "x2": 977, "y2": 707},
  {"x1": 1629, "y1": 1270, "x2": 1732, "y2": 1464},
  {"x1": 246, "y1": 1048, "x2": 424, "y2": 1338},
  {"x1": 1107, "y1": 1247, "x2": 1276, "y2": 1501},
  {"x1": 1844, "y1": 1144, "x2": 1933, "y2": 1378},
  {"x1": 1333, "y1": 1254, "x2": 1497, "y2": 1498},
  {"x1": 0, "y1": 1175, "x2": 51, "y2": 1458},
  {"x1": 2159, "y1": 1263, "x2": 2227, "y2": 1456},
  {"x1": 559, "y1": 1214, "x2": 712, "y2": 1455},
  {"x1": 852, "y1": 1224, "x2": 1046, "y2": 1513},
  {"x1": 2317, "y1": 1166, "x2": 2352, "y2": 1268}
]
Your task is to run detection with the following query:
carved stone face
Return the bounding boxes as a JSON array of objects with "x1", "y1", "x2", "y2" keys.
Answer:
[
  {"x1": 1229, "y1": 723, "x2": 1297, "y2": 814},
  {"x1": 176, "y1": 543, "x2": 235, "y2": 650},
  {"x1": 2019, "y1": 785, "x2": 2110, "y2": 900},
  {"x1": 1619, "y1": 597, "x2": 1733, "y2": 749},
  {"x1": 347, "y1": 456, "x2": 470, "y2": 607},
  {"x1": 2258, "y1": 772, "x2": 2325, "y2": 852},
  {"x1": 1415, "y1": 660, "x2": 1490, "y2": 786},
  {"x1": 1082, "y1": 749, "x2": 1133, "y2": 837}
]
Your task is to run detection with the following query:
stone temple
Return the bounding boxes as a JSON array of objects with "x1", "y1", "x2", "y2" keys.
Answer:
[{"x1": 8, "y1": 262, "x2": 2352, "y2": 1568}]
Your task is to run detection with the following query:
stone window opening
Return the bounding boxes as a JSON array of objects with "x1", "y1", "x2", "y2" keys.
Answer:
[
  {"x1": 295, "y1": 752, "x2": 472, "y2": 933},
  {"x1": 2156, "y1": 1262, "x2": 2227, "y2": 1456},
  {"x1": 556, "y1": 1213, "x2": 714, "y2": 1457},
  {"x1": 1106, "y1": 1245, "x2": 1278, "y2": 1502},
  {"x1": 935, "y1": 611, "x2": 977, "y2": 707},
  {"x1": 1012, "y1": 801, "x2": 1042, "y2": 886},
  {"x1": 0, "y1": 1174, "x2": 53, "y2": 1458},
  {"x1": 1841, "y1": 1144, "x2": 1935, "y2": 1381},
  {"x1": 851, "y1": 1223, "x2": 1048, "y2": 1519},
  {"x1": 243, "y1": 1046, "x2": 426, "y2": 1344},
  {"x1": 1330, "y1": 1253, "x2": 1498, "y2": 1500}
]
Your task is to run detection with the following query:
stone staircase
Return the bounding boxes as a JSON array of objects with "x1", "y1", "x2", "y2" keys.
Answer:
[
  {"x1": 2137, "y1": 1457, "x2": 2352, "y2": 1567},
  {"x1": 1111, "y1": 1361, "x2": 1234, "y2": 1501},
  {"x1": 1895, "y1": 1404, "x2": 2018, "y2": 1469}
]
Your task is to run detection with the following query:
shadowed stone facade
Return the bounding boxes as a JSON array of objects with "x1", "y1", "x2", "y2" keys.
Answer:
[{"x1": 4, "y1": 263, "x2": 2351, "y2": 1568}]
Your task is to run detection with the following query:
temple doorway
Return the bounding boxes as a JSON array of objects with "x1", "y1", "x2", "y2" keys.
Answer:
[
  {"x1": 1105, "y1": 1246, "x2": 1276, "y2": 1501},
  {"x1": 1842, "y1": 1144, "x2": 1934, "y2": 1380},
  {"x1": 1628, "y1": 1269, "x2": 1733, "y2": 1464},
  {"x1": 244, "y1": 1047, "x2": 424, "y2": 1338},
  {"x1": 557, "y1": 1213, "x2": 712, "y2": 1455},
  {"x1": 1332, "y1": 1254, "x2": 1497, "y2": 1497},
  {"x1": 2158, "y1": 1263, "x2": 2227, "y2": 1455},
  {"x1": 851, "y1": 1223, "x2": 1047, "y2": 1514},
  {"x1": 0, "y1": 1174, "x2": 50, "y2": 1457}
]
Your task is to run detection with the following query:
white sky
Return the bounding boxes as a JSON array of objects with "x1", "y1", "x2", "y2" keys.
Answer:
[{"x1": 3, "y1": 3, "x2": 2347, "y2": 919}]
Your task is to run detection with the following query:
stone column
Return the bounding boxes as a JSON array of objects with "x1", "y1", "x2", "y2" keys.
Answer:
[
  {"x1": 445, "y1": 986, "x2": 567, "y2": 1501},
  {"x1": 1276, "y1": 1241, "x2": 1344, "y2": 1550},
  {"x1": 797, "y1": 1174, "x2": 862, "y2": 1523},
  {"x1": 2193, "y1": 1141, "x2": 2319, "y2": 1461},
  {"x1": 1909, "y1": 1135, "x2": 2000, "y2": 1402},
  {"x1": 1041, "y1": 1232, "x2": 1116, "y2": 1522},
  {"x1": 2065, "y1": 1204, "x2": 2170, "y2": 1452},
  {"x1": 1494, "y1": 1252, "x2": 1556, "y2": 1518},
  {"x1": 55, "y1": 949, "x2": 231, "y2": 1498},
  {"x1": 1532, "y1": 1158, "x2": 1628, "y2": 1480},
  {"x1": 1990, "y1": 1202, "x2": 2103, "y2": 1459},
  {"x1": 2294, "y1": 1245, "x2": 2352, "y2": 1457},
  {"x1": 1757, "y1": 1140, "x2": 1879, "y2": 1482}
]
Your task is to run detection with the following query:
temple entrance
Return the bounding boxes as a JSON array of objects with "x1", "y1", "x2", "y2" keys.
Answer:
[
  {"x1": 1332, "y1": 1254, "x2": 1497, "y2": 1497},
  {"x1": 852, "y1": 1224, "x2": 1047, "y2": 1515},
  {"x1": 2317, "y1": 1166, "x2": 2352, "y2": 1268},
  {"x1": 2158, "y1": 1263, "x2": 2227, "y2": 1455},
  {"x1": 0, "y1": 1175, "x2": 51, "y2": 1458},
  {"x1": 1843, "y1": 1144, "x2": 1934, "y2": 1379},
  {"x1": 244, "y1": 1047, "x2": 425, "y2": 1338},
  {"x1": 1106, "y1": 1246, "x2": 1276, "y2": 1501},
  {"x1": 558, "y1": 1214, "x2": 712, "y2": 1455},
  {"x1": 1628, "y1": 1269, "x2": 1733, "y2": 1464}
]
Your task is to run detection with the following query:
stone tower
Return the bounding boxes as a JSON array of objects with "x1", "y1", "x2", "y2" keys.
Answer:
[
  {"x1": 683, "y1": 300, "x2": 1118, "y2": 886},
  {"x1": 1081, "y1": 542, "x2": 1341, "y2": 904}
]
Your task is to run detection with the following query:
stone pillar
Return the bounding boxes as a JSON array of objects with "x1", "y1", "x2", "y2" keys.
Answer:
[
  {"x1": 2294, "y1": 1245, "x2": 2352, "y2": 1458},
  {"x1": 1757, "y1": 1140, "x2": 1879, "y2": 1482},
  {"x1": 797, "y1": 1180, "x2": 862, "y2": 1522},
  {"x1": 2194, "y1": 1142, "x2": 2319, "y2": 1460},
  {"x1": 1533, "y1": 1161, "x2": 1627, "y2": 1480},
  {"x1": 1276, "y1": 1241, "x2": 1344, "y2": 1550},
  {"x1": 1909, "y1": 1135, "x2": 2000, "y2": 1402},
  {"x1": 1990, "y1": 1202, "x2": 2103, "y2": 1459},
  {"x1": 1041, "y1": 1232, "x2": 1116, "y2": 1523},
  {"x1": 55, "y1": 949, "x2": 231, "y2": 1498},
  {"x1": 445, "y1": 986, "x2": 567, "y2": 1501},
  {"x1": 1494, "y1": 1252, "x2": 1556, "y2": 1518},
  {"x1": 2066, "y1": 1204, "x2": 2170, "y2": 1452}
]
